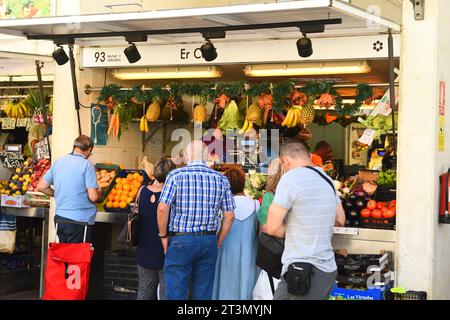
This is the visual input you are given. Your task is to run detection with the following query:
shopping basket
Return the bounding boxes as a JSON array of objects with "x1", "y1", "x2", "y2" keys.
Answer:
[{"x1": 42, "y1": 222, "x2": 94, "y2": 300}]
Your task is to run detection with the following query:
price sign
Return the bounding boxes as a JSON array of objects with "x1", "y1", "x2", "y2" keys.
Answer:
[
  {"x1": 35, "y1": 139, "x2": 50, "y2": 161},
  {"x1": 0, "y1": 152, "x2": 24, "y2": 168},
  {"x1": 26, "y1": 118, "x2": 33, "y2": 131},
  {"x1": 16, "y1": 118, "x2": 29, "y2": 127},
  {"x1": 358, "y1": 129, "x2": 376, "y2": 146},
  {"x1": 1, "y1": 118, "x2": 16, "y2": 130}
]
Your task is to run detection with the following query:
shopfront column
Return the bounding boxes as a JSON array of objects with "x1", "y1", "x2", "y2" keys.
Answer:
[
  {"x1": 47, "y1": 0, "x2": 83, "y2": 241},
  {"x1": 397, "y1": 0, "x2": 450, "y2": 299}
]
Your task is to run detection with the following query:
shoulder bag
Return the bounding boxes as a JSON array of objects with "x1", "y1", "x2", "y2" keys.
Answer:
[{"x1": 117, "y1": 186, "x2": 145, "y2": 247}]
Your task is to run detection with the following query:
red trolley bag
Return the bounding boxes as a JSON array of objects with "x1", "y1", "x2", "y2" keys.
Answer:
[{"x1": 42, "y1": 222, "x2": 94, "y2": 300}]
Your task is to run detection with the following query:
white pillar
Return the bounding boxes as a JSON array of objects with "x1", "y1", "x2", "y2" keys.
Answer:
[
  {"x1": 47, "y1": 0, "x2": 82, "y2": 241},
  {"x1": 397, "y1": 0, "x2": 450, "y2": 299}
]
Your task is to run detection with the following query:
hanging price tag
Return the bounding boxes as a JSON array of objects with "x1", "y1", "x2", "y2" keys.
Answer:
[
  {"x1": 16, "y1": 118, "x2": 29, "y2": 128},
  {"x1": 35, "y1": 139, "x2": 50, "y2": 161},
  {"x1": 358, "y1": 129, "x2": 376, "y2": 146},
  {"x1": 1, "y1": 118, "x2": 16, "y2": 130}
]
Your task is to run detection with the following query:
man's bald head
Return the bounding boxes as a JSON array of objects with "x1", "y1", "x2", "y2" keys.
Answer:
[
  {"x1": 279, "y1": 141, "x2": 313, "y2": 171},
  {"x1": 185, "y1": 140, "x2": 208, "y2": 162}
]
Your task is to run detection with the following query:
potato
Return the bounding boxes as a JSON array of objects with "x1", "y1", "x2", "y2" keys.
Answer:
[
  {"x1": 99, "y1": 182, "x2": 109, "y2": 189},
  {"x1": 110, "y1": 171, "x2": 116, "y2": 179}
]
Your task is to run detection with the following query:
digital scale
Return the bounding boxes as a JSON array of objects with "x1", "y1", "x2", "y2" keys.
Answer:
[
  {"x1": 5, "y1": 144, "x2": 23, "y2": 153},
  {"x1": 228, "y1": 136, "x2": 261, "y2": 171}
]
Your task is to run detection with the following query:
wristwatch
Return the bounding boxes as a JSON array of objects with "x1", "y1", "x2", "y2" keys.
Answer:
[{"x1": 158, "y1": 233, "x2": 168, "y2": 239}]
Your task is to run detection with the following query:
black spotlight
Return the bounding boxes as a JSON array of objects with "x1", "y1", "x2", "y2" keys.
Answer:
[
  {"x1": 124, "y1": 43, "x2": 141, "y2": 64},
  {"x1": 200, "y1": 40, "x2": 218, "y2": 62},
  {"x1": 52, "y1": 46, "x2": 69, "y2": 66},
  {"x1": 297, "y1": 35, "x2": 313, "y2": 58}
]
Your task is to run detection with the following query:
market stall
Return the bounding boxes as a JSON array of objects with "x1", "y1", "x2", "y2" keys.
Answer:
[{"x1": 0, "y1": 0, "x2": 426, "y2": 300}]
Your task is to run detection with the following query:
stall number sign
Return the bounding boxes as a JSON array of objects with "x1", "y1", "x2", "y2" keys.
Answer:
[
  {"x1": 0, "y1": 152, "x2": 24, "y2": 168},
  {"x1": 35, "y1": 139, "x2": 50, "y2": 161},
  {"x1": 1, "y1": 118, "x2": 16, "y2": 130},
  {"x1": 16, "y1": 118, "x2": 29, "y2": 128}
]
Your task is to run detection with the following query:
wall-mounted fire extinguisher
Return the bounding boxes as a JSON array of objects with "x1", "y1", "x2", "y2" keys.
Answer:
[{"x1": 439, "y1": 168, "x2": 450, "y2": 224}]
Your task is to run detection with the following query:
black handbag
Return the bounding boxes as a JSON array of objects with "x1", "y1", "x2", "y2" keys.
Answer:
[
  {"x1": 117, "y1": 186, "x2": 145, "y2": 247},
  {"x1": 256, "y1": 232, "x2": 285, "y2": 279}
]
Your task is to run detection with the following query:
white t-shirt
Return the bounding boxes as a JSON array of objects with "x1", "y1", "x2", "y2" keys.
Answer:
[{"x1": 233, "y1": 195, "x2": 260, "y2": 221}]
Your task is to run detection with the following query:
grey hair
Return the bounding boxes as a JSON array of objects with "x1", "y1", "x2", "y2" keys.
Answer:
[{"x1": 280, "y1": 140, "x2": 311, "y2": 159}]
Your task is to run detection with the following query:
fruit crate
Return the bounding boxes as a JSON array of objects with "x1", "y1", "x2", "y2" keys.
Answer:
[
  {"x1": 360, "y1": 217, "x2": 396, "y2": 230},
  {"x1": 384, "y1": 289, "x2": 427, "y2": 300},
  {"x1": 103, "y1": 169, "x2": 150, "y2": 213},
  {"x1": 104, "y1": 249, "x2": 138, "y2": 299},
  {"x1": 335, "y1": 251, "x2": 392, "y2": 275},
  {"x1": 337, "y1": 272, "x2": 392, "y2": 287},
  {"x1": 95, "y1": 163, "x2": 121, "y2": 204},
  {"x1": 374, "y1": 187, "x2": 396, "y2": 202}
]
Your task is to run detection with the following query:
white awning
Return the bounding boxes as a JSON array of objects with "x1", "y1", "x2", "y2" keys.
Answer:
[{"x1": 0, "y1": 1, "x2": 401, "y2": 47}]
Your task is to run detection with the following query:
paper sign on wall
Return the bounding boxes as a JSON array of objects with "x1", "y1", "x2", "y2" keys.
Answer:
[{"x1": 438, "y1": 81, "x2": 446, "y2": 152}]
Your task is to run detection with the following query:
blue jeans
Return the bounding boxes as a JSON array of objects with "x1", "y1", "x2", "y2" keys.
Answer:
[{"x1": 164, "y1": 235, "x2": 218, "y2": 300}]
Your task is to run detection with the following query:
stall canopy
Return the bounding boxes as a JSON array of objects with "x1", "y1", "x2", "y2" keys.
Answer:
[{"x1": 0, "y1": 0, "x2": 401, "y2": 46}]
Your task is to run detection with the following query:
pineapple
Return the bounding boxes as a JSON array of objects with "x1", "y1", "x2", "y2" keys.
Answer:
[
  {"x1": 146, "y1": 101, "x2": 161, "y2": 122},
  {"x1": 299, "y1": 104, "x2": 315, "y2": 126},
  {"x1": 193, "y1": 104, "x2": 207, "y2": 122},
  {"x1": 247, "y1": 104, "x2": 262, "y2": 122}
]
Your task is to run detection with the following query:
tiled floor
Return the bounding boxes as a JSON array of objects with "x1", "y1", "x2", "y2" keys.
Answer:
[{"x1": 0, "y1": 290, "x2": 40, "y2": 300}]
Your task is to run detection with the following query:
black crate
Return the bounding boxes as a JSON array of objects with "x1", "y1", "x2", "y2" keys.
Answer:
[
  {"x1": 374, "y1": 188, "x2": 396, "y2": 202},
  {"x1": 335, "y1": 251, "x2": 392, "y2": 275},
  {"x1": 384, "y1": 290, "x2": 427, "y2": 300},
  {"x1": 337, "y1": 272, "x2": 392, "y2": 288},
  {"x1": 104, "y1": 249, "x2": 138, "y2": 295},
  {"x1": 360, "y1": 217, "x2": 396, "y2": 230},
  {"x1": 104, "y1": 285, "x2": 137, "y2": 300}
]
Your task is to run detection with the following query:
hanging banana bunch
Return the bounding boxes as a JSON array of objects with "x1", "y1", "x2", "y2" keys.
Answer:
[
  {"x1": 139, "y1": 102, "x2": 149, "y2": 133},
  {"x1": 281, "y1": 105, "x2": 302, "y2": 128},
  {"x1": 238, "y1": 97, "x2": 262, "y2": 135}
]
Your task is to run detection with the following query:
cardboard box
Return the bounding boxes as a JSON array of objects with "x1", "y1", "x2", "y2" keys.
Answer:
[
  {"x1": 1, "y1": 195, "x2": 30, "y2": 208},
  {"x1": 358, "y1": 170, "x2": 380, "y2": 182}
]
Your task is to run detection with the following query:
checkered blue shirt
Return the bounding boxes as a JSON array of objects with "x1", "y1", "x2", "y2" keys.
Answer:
[{"x1": 159, "y1": 161, "x2": 236, "y2": 233}]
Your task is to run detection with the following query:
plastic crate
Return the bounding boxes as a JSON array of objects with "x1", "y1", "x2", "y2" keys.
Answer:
[
  {"x1": 374, "y1": 188, "x2": 396, "y2": 202},
  {"x1": 335, "y1": 251, "x2": 392, "y2": 275},
  {"x1": 95, "y1": 163, "x2": 121, "y2": 203},
  {"x1": 384, "y1": 290, "x2": 427, "y2": 300},
  {"x1": 104, "y1": 249, "x2": 138, "y2": 293},
  {"x1": 329, "y1": 285, "x2": 386, "y2": 300},
  {"x1": 360, "y1": 217, "x2": 396, "y2": 230},
  {"x1": 104, "y1": 285, "x2": 137, "y2": 300},
  {"x1": 103, "y1": 169, "x2": 150, "y2": 213},
  {"x1": 337, "y1": 272, "x2": 392, "y2": 287}
]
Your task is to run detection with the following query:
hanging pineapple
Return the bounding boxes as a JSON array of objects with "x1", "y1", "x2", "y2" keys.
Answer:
[
  {"x1": 239, "y1": 102, "x2": 262, "y2": 134},
  {"x1": 193, "y1": 104, "x2": 207, "y2": 122},
  {"x1": 299, "y1": 103, "x2": 315, "y2": 127},
  {"x1": 146, "y1": 99, "x2": 161, "y2": 122}
]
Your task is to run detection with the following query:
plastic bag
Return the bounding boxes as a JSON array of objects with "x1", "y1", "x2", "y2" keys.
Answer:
[
  {"x1": 0, "y1": 214, "x2": 16, "y2": 254},
  {"x1": 140, "y1": 156, "x2": 154, "y2": 179},
  {"x1": 253, "y1": 270, "x2": 280, "y2": 300}
]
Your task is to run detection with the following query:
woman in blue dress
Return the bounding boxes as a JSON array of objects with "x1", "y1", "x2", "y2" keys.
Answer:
[
  {"x1": 213, "y1": 167, "x2": 260, "y2": 300},
  {"x1": 136, "y1": 158, "x2": 176, "y2": 300}
]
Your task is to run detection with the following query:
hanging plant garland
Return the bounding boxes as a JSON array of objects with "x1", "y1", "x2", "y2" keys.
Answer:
[{"x1": 272, "y1": 80, "x2": 294, "y2": 113}]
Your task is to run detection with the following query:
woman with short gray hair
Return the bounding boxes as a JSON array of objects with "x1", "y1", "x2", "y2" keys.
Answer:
[{"x1": 136, "y1": 157, "x2": 176, "y2": 300}]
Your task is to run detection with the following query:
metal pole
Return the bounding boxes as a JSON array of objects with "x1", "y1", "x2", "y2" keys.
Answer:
[
  {"x1": 68, "y1": 45, "x2": 82, "y2": 136},
  {"x1": 388, "y1": 29, "x2": 397, "y2": 157},
  {"x1": 36, "y1": 60, "x2": 52, "y2": 162}
]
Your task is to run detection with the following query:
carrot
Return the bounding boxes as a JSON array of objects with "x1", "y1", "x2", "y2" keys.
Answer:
[
  {"x1": 107, "y1": 114, "x2": 116, "y2": 135},
  {"x1": 115, "y1": 113, "x2": 120, "y2": 137}
]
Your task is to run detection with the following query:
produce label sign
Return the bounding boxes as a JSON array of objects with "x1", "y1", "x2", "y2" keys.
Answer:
[
  {"x1": 35, "y1": 139, "x2": 50, "y2": 161},
  {"x1": 1, "y1": 118, "x2": 16, "y2": 130},
  {"x1": 358, "y1": 129, "x2": 376, "y2": 146},
  {"x1": 16, "y1": 118, "x2": 29, "y2": 128},
  {"x1": 0, "y1": 152, "x2": 24, "y2": 168}
]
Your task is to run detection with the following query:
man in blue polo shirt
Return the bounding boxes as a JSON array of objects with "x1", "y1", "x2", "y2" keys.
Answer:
[{"x1": 37, "y1": 135, "x2": 101, "y2": 243}]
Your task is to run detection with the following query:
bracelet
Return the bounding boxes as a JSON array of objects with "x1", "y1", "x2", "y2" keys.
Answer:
[{"x1": 158, "y1": 233, "x2": 168, "y2": 239}]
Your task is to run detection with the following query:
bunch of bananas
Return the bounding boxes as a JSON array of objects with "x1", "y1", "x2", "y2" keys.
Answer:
[
  {"x1": 139, "y1": 116, "x2": 149, "y2": 133},
  {"x1": 4, "y1": 101, "x2": 29, "y2": 118},
  {"x1": 281, "y1": 106, "x2": 302, "y2": 128},
  {"x1": 238, "y1": 118, "x2": 254, "y2": 134}
]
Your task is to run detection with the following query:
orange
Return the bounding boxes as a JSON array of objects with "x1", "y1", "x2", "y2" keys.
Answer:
[
  {"x1": 106, "y1": 201, "x2": 113, "y2": 208},
  {"x1": 126, "y1": 197, "x2": 133, "y2": 204},
  {"x1": 115, "y1": 183, "x2": 123, "y2": 190},
  {"x1": 133, "y1": 172, "x2": 140, "y2": 179},
  {"x1": 120, "y1": 195, "x2": 128, "y2": 202},
  {"x1": 114, "y1": 195, "x2": 121, "y2": 202},
  {"x1": 132, "y1": 181, "x2": 141, "y2": 189},
  {"x1": 119, "y1": 201, "x2": 127, "y2": 209},
  {"x1": 115, "y1": 178, "x2": 121, "y2": 184},
  {"x1": 116, "y1": 189, "x2": 122, "y2": 196},
  {"x1": 137, "y1": 176, "x2": 144, "y2": 183},
  {"x1": 112, "y1": 201, "x2": 120, "y2": 209},
  {"x1": 123, "y1": 184, "x2": 131, "y2": 191},
  {"x1": 127, "y1": 174, "x2": 134, "y2": 181},
  {"x1": 110, "y1": 189, "x2": 117, "y2": 196},
  {"x1": 107, "y1": 194, "x2": 115, "y2": 202}
]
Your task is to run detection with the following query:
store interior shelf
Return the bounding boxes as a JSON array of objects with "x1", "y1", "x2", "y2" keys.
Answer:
[
  {"x1": 131, "y1": 119, "x2": 189, "y2": 153},
  {"x1": 333, "y1": 227, "x2": 396, "y2": 243}
]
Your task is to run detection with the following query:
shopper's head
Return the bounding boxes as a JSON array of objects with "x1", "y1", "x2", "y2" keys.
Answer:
[
  {"x1": 280, "y1": 141, "x2": 312, "y2": 171},
  {"x1": 153, "y1": 157, "x2": 176, "y2": 183},
  {"x1": 224, "y1": 167, "x2": 246, "y2": 195},
  {"x1": 185, "y1": 140, "x2": 208, "y2": 162},
  {"x1": 265, "y1": 158, "x2": 283, "y2": 193},
  {"x1": 73, "y1": 135, "x2": 94, "y2": 158},
  {"x1": 314, "y1": 141, "x2": 333, "y2": 162}
]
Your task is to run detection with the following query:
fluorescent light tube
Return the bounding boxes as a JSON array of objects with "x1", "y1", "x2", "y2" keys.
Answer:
[{"x1": 112, "y1": 66, "x2": 223, "y2": 80}]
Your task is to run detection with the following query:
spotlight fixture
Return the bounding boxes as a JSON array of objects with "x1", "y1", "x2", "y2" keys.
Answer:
[
  {"x1": 124, "y1": 43, "x2": 141, "y2": 64},
  {"x1": 200, "y1": 40, "x2": 218, "y2": 62},
  {"x1": 297, "y1": 34, "x2": 313, "y2": 58},
  {"x1": 52, "y1": 46, "x2": 69, "y2": 66}
]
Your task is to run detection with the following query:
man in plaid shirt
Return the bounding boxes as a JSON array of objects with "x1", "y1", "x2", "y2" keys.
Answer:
[{"x1": 158, "y1": 140, "x2": 235, "y2": 300}]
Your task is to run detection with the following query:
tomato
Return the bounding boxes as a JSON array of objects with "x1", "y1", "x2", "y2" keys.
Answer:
[
  {"x1": 360, "y1": 209, "x2": 372, "y2": 219},
  {"x1": 390, "y1": 200, "x2": 397, "y2": 206},
  {"x1": 371, "y1": 209, "x2": 383, "y2": 219},
  {"x1": 383, "y1": 209, "x2": 396, "y2": 219},
  {"x1": 377, "y1": 202, "x2": 387, "y2": 209},
  {"x1": 367, "y1": 200, "x2": 377, "y2": 210},
  {"x1": 382, "y1": 206, "x2": 389, "y2": 213}
]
